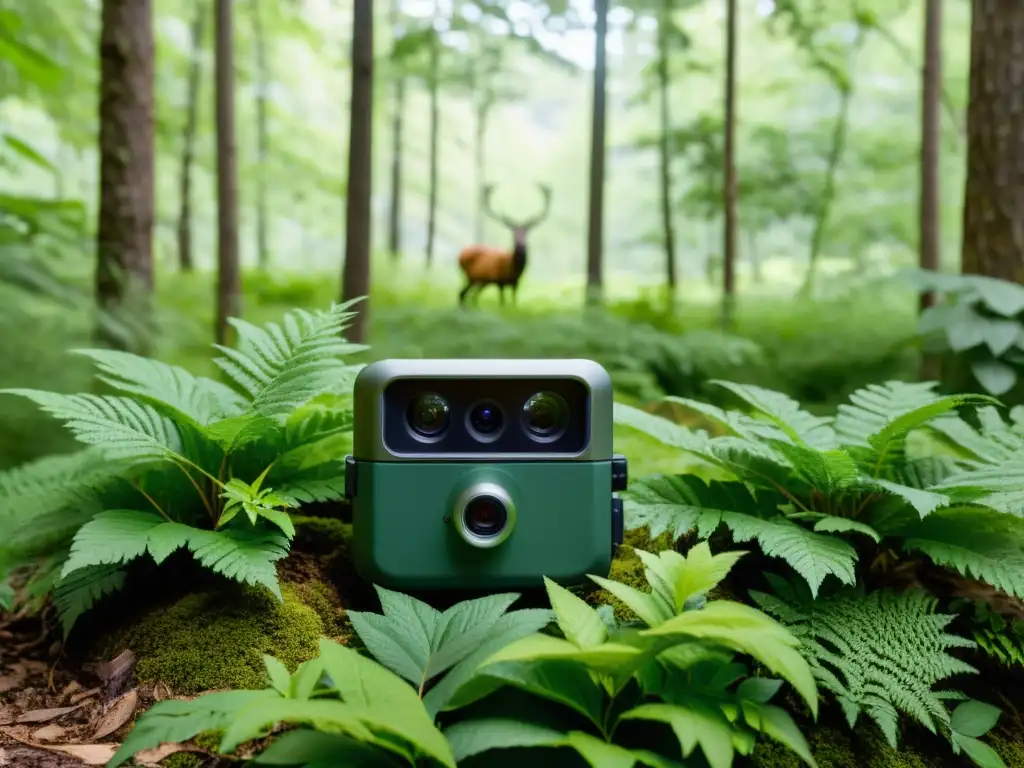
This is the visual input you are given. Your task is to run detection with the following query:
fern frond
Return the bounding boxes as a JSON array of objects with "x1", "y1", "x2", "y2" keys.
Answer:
[
  {"x1": 271, "y1": 471, "x2": 348, "y2": 504},
  {"x1": 1, "y1": 390, "x2": 184, "y2": 464},
  {"x1": 751, "y1": 587, "x2": 976, "y2": 747},
  {"x1": 835, "y1": 382, "x2": 992, "y2": 475},
  {"x1": 709, "y1": 380, "x2": 838, "y2": 449},
  {"x1": 928, "y1": 407, "x2": 1024, "y2": 467},
  {"x1": 901, "y1": 507, "x2": 1024, "y2": 599},
  {"x1": 60, "y1": 510, "x2": 193, "y2": 577},
  {"x1": 613, "y1": 402, "x2": 713, "y2": 452},
  {"x1": 52, "y1": 563, "x2": 127, "y2": 638},
  {"x1": 71, "y1": 348, "x2": 246, "y2": 426},
  {"x1": 186, "y1": 528, "x2": 289, "y2": 598},
  {"x1": 212, "y1": 302, "x2": 366, "y2": 418},
  {"x1": 928, "y1": 460, "x2": 1024, "y2": 516}
]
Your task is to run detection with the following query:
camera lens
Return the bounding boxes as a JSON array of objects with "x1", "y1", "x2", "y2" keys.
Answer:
[
  {"x1": 407, "y1": 392, "x2": 450, "y2": 437},
  {"x1": 463, "y1": 494, "x2": 508, "y2": 538},
  {"x1": 522, "y1": 391, "x2": 569, "y2": 440},
  {"x1": 468, "y1": 401, "x2": 504, "y2": 438}
]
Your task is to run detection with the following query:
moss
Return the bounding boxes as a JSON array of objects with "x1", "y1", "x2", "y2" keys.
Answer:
[
  {"x1": 584, "y1": 527, "x2": 674, "y2": 622},
  {"x1": 748, "y1": 726, "x2": 939, "y2": 768},
  {"x1": 991, "y1": 733, "x2": 1024, "y2": 768},
  {"x1": 288, "y1": 579, "x2": 348, "y2": 638},
  {"x1": 122, "y1": 583, "x2": 325, "y2": 694},
  {"x1": 291, "y1": 516, "x2": 350, "y2": 555},
  {"x1": 163, "y1": 754, "x2": 204, "y2": 768}
]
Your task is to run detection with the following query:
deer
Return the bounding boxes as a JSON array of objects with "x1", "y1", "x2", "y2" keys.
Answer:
[{"x1": 457, "y1": 183, "x2": 552, "y2": 307}]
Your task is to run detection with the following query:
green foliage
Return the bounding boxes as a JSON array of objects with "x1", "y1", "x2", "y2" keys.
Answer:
[
  {"x1": 0, "y1": 302, "x2": 364, "y2": 634},
  {"x1": 910, "y1": 271, "x2": 1024, "y2": 396},
  {"x1": 111, "y1": 550, "x2": 819, "y2": 768},
  {"x1": 949, "y1": 597, "x2": 1024, "y2": 669}
]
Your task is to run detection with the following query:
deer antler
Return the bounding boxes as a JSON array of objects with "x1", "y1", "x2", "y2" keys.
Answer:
[
  {"x1": 481, "y1": 184, "x2": 516, "y2": 228},
  {"x1": 523, "y1": 183, "x2": 552, "y2": 229}
]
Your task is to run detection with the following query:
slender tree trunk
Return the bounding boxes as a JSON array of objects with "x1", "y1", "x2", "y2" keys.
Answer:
[
  {"x1": 342, "y1": 0, "x2": 374, "y2": 343},
  {"x1": 657, "y1": 0, "x2": 676, "y2": 309},
  {"x1": 919, "y1": 0, "x2": 943, "y2": 381},
  {"x1": 961, "y1": 0, "x2": 1024, "y2": 282},
  {"x1": 721, "y1": 0, "x2": 737, "y2": 327},
  {"x1": 425, "y1": 10, "x2": 440, "y2": 267},
  {"x1": 387, "y1": 0, "x2": 404, "y2": 258},
  {"x1": 177, "y1": 0, "x2": 206, "y2": 274},
  {"x1": 585, "y1": 0, "x2": 609, "y2": 306},
  {"x1": 214, "y1": 0, "x2": 241, "y2": 345},
  {"x1": 474, "y1": 98, "x2": 491, "y2": 244},
  {"x1": 96, "y1": 0, "x2": 155, "y2": 352},
  {"x1": 252, "y1": 0, "x2": 270, "y2": 271}
]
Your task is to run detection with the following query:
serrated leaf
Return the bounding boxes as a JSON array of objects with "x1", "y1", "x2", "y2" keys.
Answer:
[
  {"x1": 217, "y1": 697, "x2": 374, "y2": 754},
  {"x1": 858, "y1": 477, "x2": 950, "y2": 518},
  {"x1": 543, "y1": 577, "x2": 607, "y2": 649},
  {"x1": 186, "y1": 527, "x2": 289, "y2": 598},
  {"x1": 52, "y1": 564, "x2": 127, "y2": 638},
  {"x1": 710, "y1": 380, "x2": 837, "y2": 449},
  {"x1": 263, "y1": 655, "x2": 291, "y2": 696},
  {"x1": 476, "y1": 658, "x2": 605, "y2": 727},
  {"x1": 812, "y1": 516, "x2": 881, "y2": 542},
  {"x1": 620, "y1": 702, "x2": 735, "y2": 768},
  {"x1": 251, "y1": 730, "x2": 383, "y2": 765}
]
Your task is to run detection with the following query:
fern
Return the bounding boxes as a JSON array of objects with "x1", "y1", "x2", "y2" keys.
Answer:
[
  {"x1": 751, "y1": 584, "x2": 977, "y2": 748},
  {"x1": 0, "y1": 302, "x2": 364, "y2": 633}
]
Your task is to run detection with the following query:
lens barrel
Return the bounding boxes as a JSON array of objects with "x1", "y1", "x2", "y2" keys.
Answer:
[
  {"x1": 407, "y1": 392, "x2": 450, "y2": 437},
  {"x1": 521, "y1": 391, "x2": 569, "y2": 441},
  {"x1": 467, "y1": 400, "x2": 504, "y2": 439}
]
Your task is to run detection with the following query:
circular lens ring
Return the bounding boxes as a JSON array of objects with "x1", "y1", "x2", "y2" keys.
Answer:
[
  {"x1": 407, "y1": 392, "x2": 450, "y2": 438},
  {"x1": 521, "y1": 391, "x2": 569, "y2": 442},
  {"x1": 463, "y1": 494, "x2": 508, "y2": 537},
  {"x1": 453, "y1": 482, "x2": 516, "y2": 549},
  {"x1": 465, "y1": 399, "x2": 506, "y2": 441}
]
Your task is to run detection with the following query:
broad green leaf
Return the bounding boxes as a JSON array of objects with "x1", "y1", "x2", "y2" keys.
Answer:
[
  {"x1": 218, "y1": 698, "x2": 374, "y2": 753},
  {"x1": 954, "y1": 734, "x2": 1008, "y2": 768},
  {"x1": 970, "y1": 359, "x2": 1017, "y2": 396},
  {"x1": 543, "y1": 576, "x2": 607, "y2": 649},
  {"x1": 672, "y1": 541, "x2": 746, "y2": 607},
  {"x1": 740, "y1": 701, "x2": 816, "y2": 766},
  {"x1": 290, "y1": 657, "x2": 325, "y2": 699},
  {"x1": 620, "y1": 702, "x2": 734, "y2": 768},
  {"x1": 263, "y1": 655, "x2": 291, "y2": 697},
  {"x1": 475, "y1": 658, "x2": 606, "y2": 727},
  {"x1": 588, "y1": 573, "x2": 673, "y2": 627},
  {"x1": 252, "y1": 730, "x2": 384, "y2": 765},
  {"x1": 950, "y1": 700, "x2": 1001, "y2": 738},
  {"x1": 444, "y1": 720, "x2": 639, "y2": 767}
]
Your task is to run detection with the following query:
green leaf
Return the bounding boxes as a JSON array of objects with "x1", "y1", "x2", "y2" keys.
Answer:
[
  {"x1": 971, "y1": 359, "x2": 1017, "y2": 396},
  {"x1": 61, "y1": 510, "x2": 171, "y2": 577},
  {"x1": 858, "y1": 477, "x2": 950, "y2": 518},
  {"x1": 186, "y1": 528, "x2": 289, "y2": 599},
  {"x1": 290, "y1": 657, "x2": 325, "y2": 700},
  {"x1": 620, "y1": 702, "x2": 735, "y2": 768},
  {"x1": 51, "y1": 564, "x2": 126, "y2": 638},
  {"x1": 812, "y1": 516, "x2": 881, "y2": 542},
  {"x1": 0, "y1": 390, "x2": 184, "y2": 465},
  {"x1": 4, "y1": 135, "x2": 53, "y2": 171},
  {"x1": 443, "y1": 720, "x2": 639, "y2": 767},
  {"x1": 218, "y1": 698, "x2": 374, "y2": 754},
  {"x1": 968, "y1": 275, "x2": 1024, "y2": 317},
  {"x1": 612, "y1": 402, "x2": 709, "y2": 451},
  {"x1": 477, "y1": 658, "x2": 606, "y2": 727},
  {"x1": 252, "y1": 730, "x2": 384, "y2": 765},
  {"x1": 741, "y1": 702, "x2": 817, "y2": 767},
  {"x1": 644, "y1": 601, "x2": 818, "y2": 716},
  {"x1": 954, "y1": 734, "x2": 1008, "y2": 768},
  {"x1": 710, "y1": 380, "x2": 837, "y2": 449},
  {"x1": 950, "y1": 700, "x2": 1001, "y2": 738},
  {"x1": 316, "y1": 639, "x2": 456, "y2": 768},
  {"x1": 263, "y1": 655, "x2": 291, "y2": 697},
  {"x1": 543, "y1": 576, "x2": 607, "y2": 649}
]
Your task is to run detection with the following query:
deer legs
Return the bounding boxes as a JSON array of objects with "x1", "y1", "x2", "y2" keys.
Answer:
[{"x1": 458, "y1": 281, "x2": 517, "y2": 308}]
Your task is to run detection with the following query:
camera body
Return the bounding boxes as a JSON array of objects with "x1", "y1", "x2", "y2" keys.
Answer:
[{"x1": 345, "y1": 359, "x2": 626, "y2": 591}]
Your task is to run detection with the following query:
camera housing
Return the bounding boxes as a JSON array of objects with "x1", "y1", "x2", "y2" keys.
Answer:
[{"x1": 346, "y1": 359, "x2": 625, "y2": 590}]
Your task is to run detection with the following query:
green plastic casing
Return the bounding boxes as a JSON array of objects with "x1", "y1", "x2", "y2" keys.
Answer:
[{"x1": 349, "y1": 359, "x2": 615, "y2": 591}]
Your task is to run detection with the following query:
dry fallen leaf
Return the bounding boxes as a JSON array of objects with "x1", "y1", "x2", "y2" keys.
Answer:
[
  {"x1": 70, "y1": 687, "x2": 102, "y2": 705},
  {"x1": 15, "y1": 705, "x2": 81, "y2": 724},
  {"x1": 60, "y1": 681, "x2": 82, "y2": 700},
  {"x1": 152, "y1": 682, "x2": 171, "y2": 702},
  {"x1": 30, "y1": 723, "x2": 65, "y2": 742},
  {"x1": 44, "y1": 743, "x2": 117, "y2": 765},
  {"x1": 0, "y1": 665, "x2": 26, "y2": 694},
  {"x1": 92, "y1": 688, "x2": 138, "y2": 739},
  {"x1": 96, "y1": 650, "x2": 135, "y2": 683}
]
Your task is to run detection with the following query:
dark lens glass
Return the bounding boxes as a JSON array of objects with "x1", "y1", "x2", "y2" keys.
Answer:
[
  {"x1": 463, "y1": 495, "x2": 508, "y2": 537},
  {"x1": 522, "y1": 391, "x2": 568, "y2": 439},
  {"x1": 407, "y1": 393, "x2": 450, "y2": 437},
  {"x1": 469, "y1": 401, "x2": 504, "y2": 437}
]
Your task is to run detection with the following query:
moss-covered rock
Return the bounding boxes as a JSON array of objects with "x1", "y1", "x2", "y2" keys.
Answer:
[
  {"x1": 120, "y1": 583, "x2": 325, "y2": 694},
  {"x1": 748, "y1": 726, "x2": 940, "y2": 768},
  {"x1": 291, "y1": 516, "x2": 351, "y2": 556},
  {"x1": 163, "y1": 754, "x2": 204, "y2": 768}
]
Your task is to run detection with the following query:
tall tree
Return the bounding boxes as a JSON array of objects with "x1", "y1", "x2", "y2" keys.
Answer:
[
  {"x1": 176, "y1": 0, "x2": 207, "y2": 274},
  {"x1": 657, "y1": 0, "x2": 677, "y2": 308},
  {"x1": 919, "y1": 0, "x2": 942, "y2": 319},
  {"x1": 425, "y1": 6, "x2": 441, "y2": 267},
  {"x1": 252, "y1": 0, "x2": 271, "y2": 270},
  {"x1": 721, "y1": 0, "x2": 737, "y2": 326},
  {"x1": 961, "y1": 1, "x2": 1024, "y2": 282},
  {"x1": 96, "y1": 0, "x2": 156, "y2": 351},
  {"x1": 387, "y1": 0, "x2": 405, "y2": 258},
  {"x1": 342, "y1": 0, "x2": 374, "y2": 343},
  {"x1": 585, "y1": 0, "x2": 609, "y2": 306},
  {"x1": 214, "y1": 0, "x2": 241, "y2": 345}
]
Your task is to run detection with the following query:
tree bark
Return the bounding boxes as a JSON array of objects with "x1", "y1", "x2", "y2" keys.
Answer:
[
  {"x1": 585, "y1": 0, "x2": 609, "y2": 306},
  {"x1": 387, "y1": 0, "x2": 405, "y2": 259},
  {"x1": 342, "y1": 0, "x2": 374, "y2": 344},
  {"x1": 177, "y1": 0, "x2": 206, "y2": 274},
  {"x1": 919, "y1": 0, "x2": 942, "y2": 311},
  {"x1": 214, "y1": 0, "x2": 241, "y2": 346},
  {"x1": 721, "y1": 0, "x2": 737, "y2": 327},
  {"x1": 425, "y1": 13, "x2": 440, "y2": 267},
  {"x1": 657, "y1": 0, "x2": 676, "y2": 309},
  {"x1": 96, "y1": 0, "x2": 155, "y2": 351},
  {"x1": 252, "y1": 0, "x2": 270, "y2": 271},
  {"x1": 961, "y1": 0, "x2": 1024, "y2": 282}
]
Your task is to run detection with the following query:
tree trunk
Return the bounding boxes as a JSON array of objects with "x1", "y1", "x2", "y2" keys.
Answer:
[
  {"x1": 585, "y1": 0, "x2": 609, "y2": 306},
  {"x1": 252, "y1": 0, "x2": 270, "y2": 271},
  {"x1": 342, "y1": 0, "x2": 374, "y2": 344},
  {"x1": 214, "y1": 0, "x2": 241, "y2": 346},
  {"x1": 919, "y1": 0, "x2": 943, "y2": 381},
  {"x1": 961, "y1": 0, "x2": 1024, "y2": 282},
  {"x1": 425, "y1": 12, "x2": 440, "y2": 267},
  {"x1": 721, "y1": 0, "x2": 737, "y2": 327},
  {"x1": 96, "y1": 0, "x2": 155, "y2": 351},
  {"x1": 474, "y1": 97, "x2": 491, "y2": 244},
  {"x1": 657, "y1": 0, "x2": 676, "y2": 310},
  {"x1": 387, "y1": 0, "x2": 404, "y2": 258},
  {"x1": 177, "y1": 0, "x2": 206, "y2": 274}
]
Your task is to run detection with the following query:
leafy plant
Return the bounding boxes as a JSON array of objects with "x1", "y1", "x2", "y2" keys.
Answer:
[
  {"x1": 950, "y1": 597, "x2": 1024, "y2": 669},
  {"x1": 0, "y1": 302, "x2": 365, "y2": 634},
  {"x1": 910, "y1": 271, "x2": 1024, "y2": 396}
]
